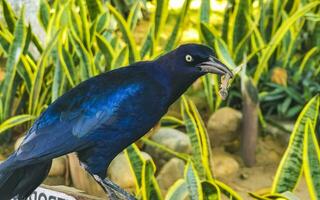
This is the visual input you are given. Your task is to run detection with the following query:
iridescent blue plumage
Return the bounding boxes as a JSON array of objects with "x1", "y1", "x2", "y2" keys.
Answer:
[{"x1": 0, "y1": 44, "x2": 233, "y2": 200}]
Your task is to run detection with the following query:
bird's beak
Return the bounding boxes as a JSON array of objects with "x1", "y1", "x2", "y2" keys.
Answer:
[{"x1": 197, "y1": 56, "x2": 233, "y2": 78}]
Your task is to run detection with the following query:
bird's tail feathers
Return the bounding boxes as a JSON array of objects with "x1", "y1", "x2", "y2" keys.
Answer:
[{"x1": 0, "y1": 160, "x2": 52, "y2": 200}]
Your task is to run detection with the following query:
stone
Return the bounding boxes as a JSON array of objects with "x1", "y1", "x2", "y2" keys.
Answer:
[
  {"x1": 156, "y1": 158, "x2": 185, "y2": 196},
  {"x1": 211, "y1": 150, "x2": 239, "y2": 178},
  {"x1": 207, "y1": 107, "x2": 242, "y2": 147},
  {"x1": 144, "y1": 127, "x2": 191, "y2": 167},
  {"x1": 107, "y1": 151, "x2": 152, "y2": 192}
]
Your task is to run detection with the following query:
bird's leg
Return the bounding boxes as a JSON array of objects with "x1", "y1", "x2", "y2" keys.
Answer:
[
  {"x1": 102, "y1": 178, "x2": 136, "y2": 200},
  {"x1": 92, "y1": 174, "x2": 136, "y2": 200}
]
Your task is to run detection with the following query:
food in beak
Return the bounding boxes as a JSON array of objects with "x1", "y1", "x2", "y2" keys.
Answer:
[{"x1": 219, "y1": 65, "x2": 242, "y2": 100}]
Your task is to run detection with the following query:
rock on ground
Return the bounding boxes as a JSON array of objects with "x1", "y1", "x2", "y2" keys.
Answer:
[
  {"x1": 156, "y1": 158, "x2": 185, "y2": 196},
  {"x1": 107, "y1": 151, "x2": 152, "y2": 192},
  {"x1": 207, "y1": 107, "x2": 242, "y2": 147},
  {"x1": 144, "y1": 127, "x2": 191, "y2": 167},
  {"x1": 211, "y1": 149, "x2": 240, "y2": 178}
]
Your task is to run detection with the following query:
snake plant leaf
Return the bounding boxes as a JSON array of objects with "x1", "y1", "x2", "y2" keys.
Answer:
[
  {"x1": 141, "y1": 138, "x2": 189, "y2": 161},
  {"x1": 95, "y1": 12, "x2": 109, "y2": 34},
  {"x1": 85, "y1": 0, "x2": 102, "y2": 21},
  {"x1": 111, "y1": 46, "x2": 128, "y2": 70},
  {"x1": 253, "y1": 1, "x2": 320, "y2": 84},
  {"x1": 181, "y1": 96, "x2": 209, "y2": 179},
  {"x1": 95, "y1": 33, "x2": 115, "y2": 68},
  {"x1": 272, "y1": 95, "x2": 320, "y2": 193},
  {"x1": 51, "y1": 49, "x2": 63, "y2": 102},
  {"x1": 297, "y1": 47, "x2": 318, "y2": 75},
  {"x1": 164, "y1": 0, "x2": 191, "y2": 52},
  {"x1": 128, "y1": 2, "x2": 141, "y2": 30},
  {"x1": 154, "y1": 0, "x2": 169, "y2": 41},
  {"x1": 125, "y1": 144, "x2": 145, "y2": 191},
  {"x1": 141, "y1": 160, "x2": 162, "y2": 200},
  {"x1": 201, "y1": 181, "x2": 220, "y2": 200},
  {"x1": 69, "y1": 32, "x2": 94, "y2": 80},
  {"x1": 200, "y1": 0, "x2": 210, "y2": 23},
  {"x1": 228, "y1": 0, "x2": 251, "y2": 55},
  {"x1": 107, "y1": 3, "x2": 140, "y2": 63},
  {"x1": 0, "y1": 30, "x2": 11, "y2": 54},
  {"x1": 0, "y1": 114, "x2": 35, "y2": 134},
  {"x1": 38, "y1": 0, "x2": 50, "y2": 31},
  {"x1": 160, "y1": 115, "x2": 185, "y2": 128},
  {"x1": 29, "y1": 30, "x2": 60, "y2": 115},
  {"x1": 58, "y1": 43, "x2": 76, "y2": 87},
  {"x1": 199, "y1": 22, "x2": 218, "y2": 46},
  {"x1": 303, "y1": 120, "x2": 320, "y2": 200},
  {"x1": 1, "y1": 0, "x2": 16, "y2": 33},
  {"x1": 140, "y1": 26, "x2": 154, "y2": 59},
  {"x1": 185, "y1": 161, "x2": 203, "y2": 200},
  {"x1": 214, "y1": 38, "x2": 237, "y2": 69},
  {"x1": 215, "y1": 180, "x2": 243, "y2": 200},
  {"x1": 165, "y1": 179, "x2": 188, "y2": 200},
  {"x1": 77, "y1": 0, "x2": 91, "y2": 48},
  {"x1": 2, "y1": 7, "x2": 26, "y2": 119},
  {"x1": 201, "y1": 75, "x2": 215, "y2": 112}
]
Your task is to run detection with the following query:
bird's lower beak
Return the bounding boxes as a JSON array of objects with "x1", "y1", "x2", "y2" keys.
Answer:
[{"x1": 197, "y1": 56, "x2": 233, "y2": 78}]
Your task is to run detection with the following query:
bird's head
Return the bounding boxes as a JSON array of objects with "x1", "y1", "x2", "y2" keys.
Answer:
[
  {"x1": 153, "y1": 43, "x2": 233, "y2": 102},
  {"x1": 171, "y1": 43, "x2": 233, "y2": 78}
]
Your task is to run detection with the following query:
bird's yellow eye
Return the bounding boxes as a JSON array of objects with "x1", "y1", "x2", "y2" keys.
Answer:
[{"x1": 185, "y1": 54, "x2": 193, "y2": 62}]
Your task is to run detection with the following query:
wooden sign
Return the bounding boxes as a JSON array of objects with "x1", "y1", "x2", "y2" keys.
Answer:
[{"x1": 11, "y1": 187, "x2": 76, "y2": 200}]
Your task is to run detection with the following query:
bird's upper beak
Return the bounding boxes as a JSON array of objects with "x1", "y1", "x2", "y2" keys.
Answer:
[{"x1": 197, "y1": 56, "x2": 233, "y2": 78}]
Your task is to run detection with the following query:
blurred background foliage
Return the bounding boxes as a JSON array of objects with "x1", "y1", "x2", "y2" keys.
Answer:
[{"x1": 0, "y1": 0, "x2": 319, "y2": 199}]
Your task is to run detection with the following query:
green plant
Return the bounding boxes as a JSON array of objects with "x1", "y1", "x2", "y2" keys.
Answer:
[
  {"x1": 126, "y1": 96, "x2": 242, "y2": 200},
  {"x1": 198, "y1": 0, "x2": 320, "y2": 118},
  {"x1": 247, "y1": 95, "x2": 320, "y2": 200},
  {"x1": 0, "y1": 0, "x2": 192, "y2": 137}
]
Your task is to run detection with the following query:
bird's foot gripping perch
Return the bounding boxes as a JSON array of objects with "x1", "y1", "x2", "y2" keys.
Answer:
[{"x1": 93, "y1": 175, "x2": 136, "y2": 200}]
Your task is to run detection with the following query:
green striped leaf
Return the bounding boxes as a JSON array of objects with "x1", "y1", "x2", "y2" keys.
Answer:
[
  {"x1": 69, "y1": 32, "x2": 94, "y2": 80},
  {"x1": 85, "y1": 0, "x2": 102, "y2": 21},
  {"x1": 95, "y1": 33, "x2": 115, "y2": 68},
  {"x1": 1, "y1": 7, "x2": 26, "y2": 119},
  {"x1": 303, "y1": 119, "x2": 320, "y2": 200},
  {"x1": 185, "y1": 162, "x2": 203, "y2": 200},
  {"x1": 181, "y1": 96, "x2": 213, "y2": 179},
  {"x1": 164, "y1": 0, "x2": 191, "y2": 52},
  {"x1": 253, "y1": 1, "x2": 320, "y2": 84},
  {"x1": 141, "y1": 160, "x2": 162, "y2": 200},
  {"x1": 272, "y1": 95, "x2": 320, "y2": 193},
  {"x1": 58, "y1": 43, "x2": 76, "y2": 86},
  {"x1": 107, "y1": 3, "x2": 140, "y2": 63},
  {"x1": 128, "y1": 2, "x2": 141, "y2": 30},
  {"x1": 38, "y1": 0, "x2": 50, "y2": 31},
  {"x1": 215, "y1": 180, "x2": 243, "y2": 200},
  {"x1": 154, "y1": 0, "x2": 169, "y2": 41},
  {"x1": 0, "y1": 114, "x2": 35, "y2": 134},
  {"x1": 0, "y1": 30, "x2": 11, "y2": 54},
  {"x1": 111, "y1": 46, "x2": 128, "y2": 69},
  {"x1": 199, "y1": 22, "x2": 218, "y2": 46},
  {"x1": 125, "y1": 144, "x2": 145, "y2": 191},
  {"x1": 165, "y1": 179, "x2": 188, "y2": 200},
  {"x1": 200, "y1": 0, "x2": 210, "y2": 23},
  {"x1": 1, "y1": 0, "x2": 16, "y2": 33},
  {"x1": 29, "y1": 30, "x2": 60, "y2": 115},
  {"x1": 201, "y1": 181, "x2": 220, "y2": 200}
]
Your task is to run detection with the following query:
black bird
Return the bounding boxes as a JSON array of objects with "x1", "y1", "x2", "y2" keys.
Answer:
[{"x1": 0, "y1": 44, "x2": 233, "y2": 200}]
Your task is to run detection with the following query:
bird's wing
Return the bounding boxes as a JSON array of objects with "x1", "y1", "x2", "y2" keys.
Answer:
[{"x1": 13, "y1": 76, "x2": 145, "y2": 165}]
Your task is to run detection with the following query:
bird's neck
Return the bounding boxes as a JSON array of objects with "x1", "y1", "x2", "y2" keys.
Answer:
[{"x1": 148, "y1": 59, "x2": 200, "y2": 105}]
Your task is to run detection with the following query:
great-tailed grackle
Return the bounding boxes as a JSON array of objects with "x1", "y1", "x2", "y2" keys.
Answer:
[{"x1": 0, "y1": 44, "x2": 233, "y2": 200}]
